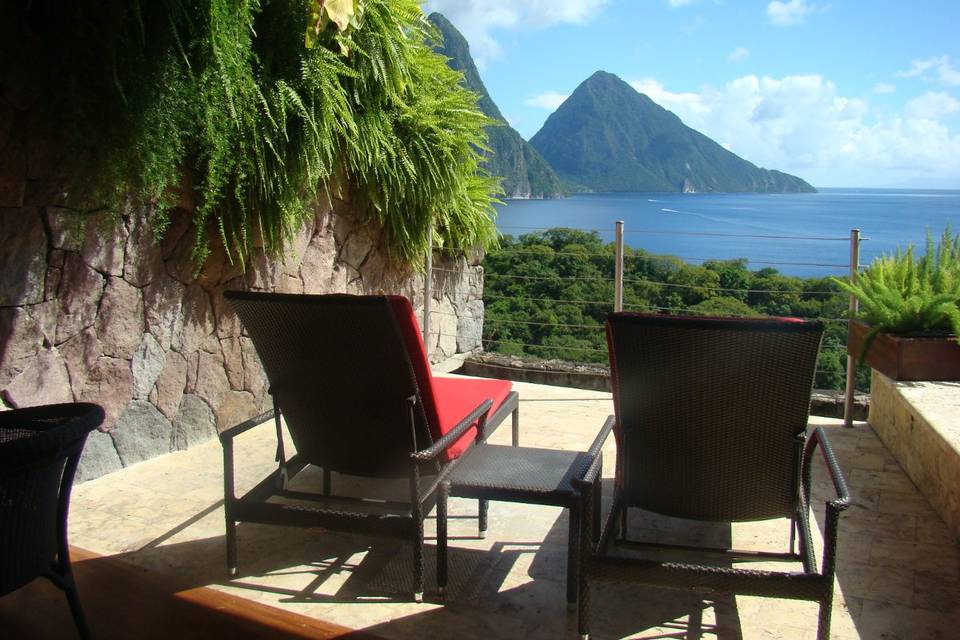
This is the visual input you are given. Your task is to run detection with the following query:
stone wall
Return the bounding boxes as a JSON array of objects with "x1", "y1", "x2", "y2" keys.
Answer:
[
  {"x1": 0, "y1": 199, "x2": 484, "y2": 482},
  {"x1": 868, "y1": 373, "x2": 960, "y2": 540}
]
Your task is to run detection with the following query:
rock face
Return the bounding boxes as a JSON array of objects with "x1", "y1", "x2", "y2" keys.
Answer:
[{"x1": 0, "y1": 54, "x2": 487, "y2": 481}]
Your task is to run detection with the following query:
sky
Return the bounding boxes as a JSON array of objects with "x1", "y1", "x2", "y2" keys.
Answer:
[{"x1": 421, "y1": 0, "x2": 960, "y2": 190}]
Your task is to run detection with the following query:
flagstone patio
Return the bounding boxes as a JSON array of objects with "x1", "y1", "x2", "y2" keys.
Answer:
[{"x1": 58, "y1": 377, "x2": 960, "y2": 639}]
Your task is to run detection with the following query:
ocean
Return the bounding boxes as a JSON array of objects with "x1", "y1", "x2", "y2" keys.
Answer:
[{"x1": 493, "y1": 188, "x2": 960, "y2": 278}]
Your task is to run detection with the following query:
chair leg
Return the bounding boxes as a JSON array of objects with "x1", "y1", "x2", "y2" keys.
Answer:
[
  {"x1": 578, "y1": 489, "x2": 594, "y2": 640},
  {"x1": 479, "y1": 498, "x2": 488, "y2": 539},
  {"x1": 816, "y1": 597, "x2": 833, "y2": 640},
  {"x1": 60, "y1": 570, "x2": 92, "y2": 640},
  {"x1": 226, "y1": 515, "x2": 238, "y2": 577},
  {"x1": 511, "y1": 407, "x2": 520, "y2": 447},
  {"x1": 413, "y1": 510, "x2": 425, "y2": 603},
  {"x1": 566, "y1": 503, "x2": 580, "y2": 611},
  {"x1": 619, "y1": 504, "x2": 628, "y2": 542},
  {"x1": 437, "y1": 483, "x2": 449, "y2": 597},
  {"x1": 592, "y1": 472, "x2": 602, "y2": 544}
]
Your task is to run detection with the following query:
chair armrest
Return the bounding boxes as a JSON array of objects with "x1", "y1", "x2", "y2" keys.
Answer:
[
  {"x1": 573, "y1": 414, "x2": 616, "y2": 490},
  {"x1": 411, "y1": 399, "x2": 493, "y2": 463},
  {"x1": 802, "y1": 426, "x2": 852, "y2": 511},
  {"x1": 218, "y1": 410, "x2": 275, "y2": 445}
]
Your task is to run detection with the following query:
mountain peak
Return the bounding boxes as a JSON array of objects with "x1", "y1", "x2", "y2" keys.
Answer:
[
  {"x1": 530, "y1": 70, "x2": 815, "y2": 194},
  {"x1": 429, "y1": 14, "x2": 565, "y2": 199}
]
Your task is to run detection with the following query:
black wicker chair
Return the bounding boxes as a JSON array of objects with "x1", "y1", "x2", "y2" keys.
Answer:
[
  {"x1": 575, "y1": 313, "x2": 851, "y2": 640},
  {"x1": 1, "y1": 402, "x2": 105, "y2": 640},
  {"x1": 222, "y1": 292, "x2": 519, "y2": 601}
]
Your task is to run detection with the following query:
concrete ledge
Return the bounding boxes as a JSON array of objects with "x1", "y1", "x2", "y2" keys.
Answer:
[
  {"x1": 459, "y1": 353, "x2": 869, "y2": 420},
  {"x1": 869, "y1": 373, "x2": 960, "y2": 540}
]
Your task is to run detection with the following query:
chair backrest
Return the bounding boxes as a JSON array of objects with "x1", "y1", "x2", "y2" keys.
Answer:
[
  {"x1": 606, "y1": 313, "x2": 824, "y2": 522},
  {"x1": 225, "y1": 292, "x2": 440, "y2": 478},
  {"x1": 0, "y1": 402, "x2": 104, "y2": 595}
]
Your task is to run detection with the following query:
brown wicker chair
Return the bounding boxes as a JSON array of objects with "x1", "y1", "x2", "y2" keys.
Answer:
[
  {"x1": 222, "y1": 292, "x2": 519, "y2": 601},
  {"x1": 575, "y1": 313, "x2": 850, "y2": 640},
  {"x1": 1, "y1": 402, "x2": 105, "y2": 640}
]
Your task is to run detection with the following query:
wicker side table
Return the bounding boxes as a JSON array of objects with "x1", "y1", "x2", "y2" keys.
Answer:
[{"x1": 437, "y1": 416, "x2": 614, "y2": 608}]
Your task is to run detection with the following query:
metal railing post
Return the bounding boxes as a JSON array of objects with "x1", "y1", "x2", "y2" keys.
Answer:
[
  {"x1": 423, "y1": 226, "x2": 433, "y2": 356},
  {"x1": 614, "y1": 221, "x2": 625, "y2": 312},
  {"x1": 843, "y1": 229, "x2": 861, "y2": 427}
]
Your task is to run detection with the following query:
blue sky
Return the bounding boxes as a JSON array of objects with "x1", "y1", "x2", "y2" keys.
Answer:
[{"x1": 422, "y1": 1, "x2": 960, "y2": 189}]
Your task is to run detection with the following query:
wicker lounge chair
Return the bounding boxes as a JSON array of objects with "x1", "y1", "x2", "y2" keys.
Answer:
[
  {"x1": 1, "y1": 402, "x2": 106, "y2": 640},
  {"x1": 575, "y1": 313, "x2": 850, "y2": 640},
  {"x1": 222, "y1": 292, "x2": 519, "y2": 601}
]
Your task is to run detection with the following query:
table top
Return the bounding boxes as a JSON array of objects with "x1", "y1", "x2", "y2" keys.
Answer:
[{"x1": 446, "y1": 444, "x2": 595, "y2": 503}]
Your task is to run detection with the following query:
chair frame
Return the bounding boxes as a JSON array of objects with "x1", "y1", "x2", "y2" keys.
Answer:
[
  {"x1": 1, "y1": 403, "x2": 105, "y2": 640},
  {"x1": 574, "y1": 314, "x2": 851, "y2": 640},
  {"x1": 220, "y1": 292, "x2": 519, "y2": 601}
]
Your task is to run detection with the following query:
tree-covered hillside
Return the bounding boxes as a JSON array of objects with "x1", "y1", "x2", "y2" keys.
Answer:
[
  {"x1": 482, "y1": 228, "x2": 867, "y2": 390},
  {"x1": 530, "y1": 71, "x2": 816, "y2": 194},
  {"x1": 429, "y1": 13, "x2": 565, "y2": 199}
]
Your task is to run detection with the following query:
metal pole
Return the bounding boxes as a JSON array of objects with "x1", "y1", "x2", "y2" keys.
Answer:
[
  {"x1": 843, "y1": 229, "x2": 861, "y2": 427},
  {"x1": 423, "y1": 226, "x2": 433, "y2": 356},
  {"x1": 614, "y1": 221, "x2": 625, "y2": 312}
]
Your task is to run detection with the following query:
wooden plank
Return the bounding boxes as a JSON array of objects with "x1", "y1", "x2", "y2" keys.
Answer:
[{"x1": 0, "y1": 547, "x2": 383, "y2": 640}]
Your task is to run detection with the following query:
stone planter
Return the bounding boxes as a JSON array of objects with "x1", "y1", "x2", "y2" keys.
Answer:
[{"x1": 847, "y1": 320, "x2": 960, "y2": 381}]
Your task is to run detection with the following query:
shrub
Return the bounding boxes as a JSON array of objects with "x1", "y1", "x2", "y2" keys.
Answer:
[
  {"x1": 831, "y1": 227, "x2": 960, "y2": 357},
  {"x1": 31, "y1": 0, "x2": 499, "y2": 270}
]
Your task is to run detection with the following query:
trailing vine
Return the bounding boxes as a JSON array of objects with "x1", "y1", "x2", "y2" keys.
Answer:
[{"x1": 31, "y1": 0, "x2": 500, "y2": 269}]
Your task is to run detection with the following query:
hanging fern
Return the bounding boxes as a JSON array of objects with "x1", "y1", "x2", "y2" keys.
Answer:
[
  {"x1": 832, "y1": 227, "x2": 960, "y2": 359},
  {"x1": 32, "y1": 0, "x2": 500, "y2": 270}
]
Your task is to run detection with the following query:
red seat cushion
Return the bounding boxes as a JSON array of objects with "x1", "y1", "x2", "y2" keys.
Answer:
[
  {"x1": 432, "y1": 376, "x2": 513, "y2": 460},
  {"x1": 387, "y1": 296, "x2": 512, "y2": 461}
]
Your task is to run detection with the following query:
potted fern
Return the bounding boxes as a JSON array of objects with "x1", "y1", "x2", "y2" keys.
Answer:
[{"x1": 832, "y1": 228, "x2": 960, "y2": 381}]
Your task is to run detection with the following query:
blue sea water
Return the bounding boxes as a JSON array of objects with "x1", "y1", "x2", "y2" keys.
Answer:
[{"x1": 494, "y1": 189, "x2": 960, "y2": 278}]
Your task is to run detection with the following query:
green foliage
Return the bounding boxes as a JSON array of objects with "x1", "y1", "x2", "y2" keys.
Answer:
[
  {"x1": 39, "y1": 0, "x2": 500, "y2": 269},
  {"x1": 484, "y1": 229, "x2": 862, "y2": 390},
  {"x1": 529, "y1": 71, "x2": 817, "y2": 194},
  {"x1": 832, "y1": 228, "x2": 960, "y2": 357}
]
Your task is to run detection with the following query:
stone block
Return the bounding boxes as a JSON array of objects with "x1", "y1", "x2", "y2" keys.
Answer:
[
  {"x1": 0, "y1": 306, "x2": 44, "y2": 387},
  {"x1": 59, "y1": 328, "x2": 101, "y2": 399},
  {"x1": 111, "y1": 400, "x2": 173, "y2": 466},
  {"x1": 45, "y1": 207, "x2": 85, "y2": 251},
  {"x1": 220, "y1": 336, "x2": 244, "y2": 389},
  {"x1": 178, "y1": 284, "x2": 214, "y2": 355},
  {"x1": 153, "y1": 350, "x2": 188, "y2": 420},
  {"x1": 123, "y1": 211, "x2": 164, "y2": 287},
  {"x1": 75, "y1": 429, "x2": 123, "y2": 483},
  {"x1": 81, "y1": 211, "x2": 128, "y2": 276},
  {"x1": 194, "y1": 350, "x2": 230, "y2": 409},
  {"x1": 77, "y1": 356, "x2": 133, "y2": 431},
  {"x1": 56, "y1": 252, "x2": 105, "y2": 344},
  {"x1": 214, "y1": 390, "x2": 258, "y2": 432},
  {"x1": 131, "y1": 333, "x2": 165, "y2": 399},
  {"x1": 173, "y1": 394, "x2": 216, "y2": 451},
  {"x1": 0, "y1": 207, "x2": 46, "y2": 305},
  {"x1": 96, "y1": 276, "x2": 144, "y2": 359},
  {"x1": 2, "y1": 347, "x2": 71, "y2": 408},
  {"x1": 143, "y1": 275, "x2": 185, "y2": 350}
]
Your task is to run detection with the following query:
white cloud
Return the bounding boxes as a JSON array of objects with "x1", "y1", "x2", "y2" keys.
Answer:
[
  {"x1": 629, "y1": 74, "x2": 960, "y2": 188},
  {"x1": 728, "y1": 47, "x2": 750, "y2": 62},
  {"x1": 906, "y1": 92, "x2": 960, "y2": 120},
  {"x1": 767, "y1": 0, "x2": 812, "y2": 27},
  {"x1": 896, "y1": 56, "x2": 960, "y2": 87},
  {"x1": 525, "y1": 92, "x2": 570, "y2": 110},
  {"x1": 422, "y1": 1, "x2": 609, "y2": 67},
  {"x1": 873, "y1": 83, "x2": 896, "y2": 95}
]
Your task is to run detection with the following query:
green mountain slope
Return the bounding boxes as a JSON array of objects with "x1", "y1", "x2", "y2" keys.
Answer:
[
  {"x1": 529, "y1": 71, "x2": 816, "y2": 194},
  {"x1": 429, "y1": 13, "x2": 565, "y2": 199}
]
